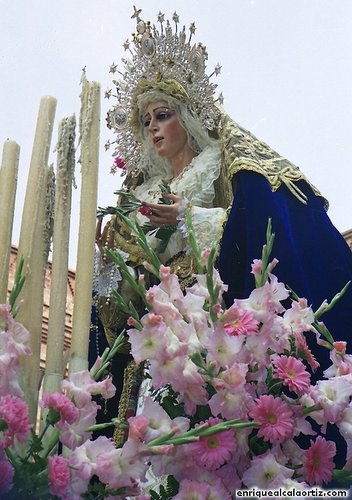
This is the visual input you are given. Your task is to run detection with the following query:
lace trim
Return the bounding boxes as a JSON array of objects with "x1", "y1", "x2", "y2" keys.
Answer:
[
  {"x1": 92, "y1": 251, "x2": 122, "y2": 297},
  {"x1": 190, "y1": 205, "x2": 226, "y2": 253},
  {"x1": 171, "y1": 145, "x2": 222, "y2": 206}
]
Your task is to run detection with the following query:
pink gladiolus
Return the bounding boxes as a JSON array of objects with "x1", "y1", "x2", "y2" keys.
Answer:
[
  {"x1": 0, "y1": 304, "x2": 31, "y2": 357},
  {"x1": 41, "y1": 392, "x2": 79, "y2": 425},
  {"x1": 303, "y1": 436, "x2": 336, "y2": 485},
  {"x1": 249, "y1": 395, "x2": 294, "y2": 444},
  {"x1": 96, "y1": 439, "x2": 147, "y2": 492},
  {"x1": 251, "y1": 258, "x2": 263, "y2": 276},
  {"x1": 205, "y1": 323, "x2": 244, "y2": 368},
  {"x1": 333, "y1": 341, "x2": 347, "y2": 354},
  {"x1": 128, "y1": 313, "x2": 181, "y2": 364},
  {"x1": 283, "y1": 298, "x2": 315, "y2": 335},
  {"x1": 127, "y1": 316, "x2": 136, "y2": 326},
  {"x1": 57, "y1": 401, "x2": 99, "y2": 450},
  {"x1": 209, "y1": 389, "x2": 252, "y2": 421},
  {"x1": 61, "y1": 370, "x2": 115, "y2": 408},
  {"x1": 188, "y1": 417, "x2": 235, "y2": 470},
  {"x1": 310, "y1": 376, "x2": 352, "y2": 424},
  {"x1": 0, "y1": 394, "x2": 31, "y2": 448},
  {"x1": 0, "y1": 457, "x2": 14, "y2": 494},
  {"x1": 128, "y1": 414, "x2": 149, "y2": 441},
  {"x1": 69, "y1": 436, "x2": 117, "y2": 486},
  {"x1": 294, "y1": 331, "x2": 320, "y2": 373},
  {"x1": 242, "y1": 452, "x2": 293, "y2": 489},
  {"x1": 48, "y1": 455, "x2": 70, "y2": 497},
  {"x1": 273, "y1": 355, "x2": 311, "y2": 396}
]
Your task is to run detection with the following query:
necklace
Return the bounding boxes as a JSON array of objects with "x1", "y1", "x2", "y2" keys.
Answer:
[{"x1": 169, "y1": 155, "x2": 198, "y2": 186}]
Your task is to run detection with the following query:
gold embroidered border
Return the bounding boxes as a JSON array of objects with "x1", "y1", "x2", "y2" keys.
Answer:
[
  {"x1": 217, "y1": 106, "x2": 329, "y2": 210},
  {"x1": 113, "y1": 360, "x2": 137, "y2": 447}
]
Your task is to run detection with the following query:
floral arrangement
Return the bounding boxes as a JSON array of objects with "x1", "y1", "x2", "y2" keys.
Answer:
[{"x1": 1, "y1": 218, "x2": 351, "y2": 499}]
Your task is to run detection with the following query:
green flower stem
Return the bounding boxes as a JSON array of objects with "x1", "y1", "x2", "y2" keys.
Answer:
[
  {"x1": 92, "y1": 330, "x2": 126, "y2": 380},
  {"x1": 255, "y1": 218, "x2": 275, "y2": 288},
  {"x1": 86, "y1": 419, "x2": 128, "y2": 433},
  {"x1": 190, "y1": 352, "x2": 216, "y2": 378},
  {"x1": 206, "y1": 246, "x2": 221, "y2": 322},
  {"x1": 314, "y1": 281, "x2": 350, "y2": 321},
  {"x1": 38, "y1": 422, "x2": 51, "y2": 444},
  {"x1": 8, "y1": 255, "x2": 26, "y2": 317},
  {"x1": 290, "y1": 281, "x2": 350, "y2": 348},
  {"x1": 332, "y1": 468, "x2": 352, "y2": 486},
  {"x1": 302, "y1": 404, "x2": 322, "y2": 416},
  {"x1": 268, "y1": 380, "x2": 283, "y2": 393},
  {"x1": 146, "y1": 430, "x2": 177, "y2": 447},
  {"x1": 115, "y1": 212, "x2": 162, "y2": 278},
  {"x1": 147, "y1": 420, "x2": 261, "y2": 448},
  {"x1": 41, "y1": 427, "x2": 60, "y2": 459},
  {"x1": 185, "y1": 209, "x2": 203, "y2": 274},
  {"x1": 105, "y1": 247, "x2": 150, "y2": 307},
  {"x1": 5, "y1": 447, "x2": 20, "y2": 471}
]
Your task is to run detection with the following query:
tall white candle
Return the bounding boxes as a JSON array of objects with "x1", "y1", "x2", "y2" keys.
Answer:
[
  {"x1": 69, "y1": 75, "x2": 100, "y2": 374},
  {"x1": 0, "y1": 140, "x2": 20, "y2": 303},
  {"x1": 17, "y1": 96, "x2": 57, "y2": 423},
  {"x1": 42, "y1": 116, "x2": 76, "y2": 397}
]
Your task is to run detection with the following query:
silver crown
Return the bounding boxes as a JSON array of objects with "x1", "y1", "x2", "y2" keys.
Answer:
[{"x1": 105, "y1": 7, "x2": 223, "y2": 175}]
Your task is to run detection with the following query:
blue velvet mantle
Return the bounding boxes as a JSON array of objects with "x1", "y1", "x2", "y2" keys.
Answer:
[{"x1": 218, "y1": 170, "x2": 352, "y2": 378}]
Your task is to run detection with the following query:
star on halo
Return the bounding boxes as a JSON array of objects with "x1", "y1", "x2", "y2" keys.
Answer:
[
  {"x1": 109, "y1": 62, "x2": 117, "y2": 74},
  {"x1": 214, "y1": 64, "x2": 222, "y2": 76},
  {"x1": 131, "y1": 6, "x2": 142, "y2": 20},
  {"x1": 157, "y1": 11, "x2": 165, "y2": 23},
  {"x1": 172, "y1": 11, "x2": 180, "y2": 23},
  {"x1": 189, "y1": 22, "x2": 196, "y2": 34}
]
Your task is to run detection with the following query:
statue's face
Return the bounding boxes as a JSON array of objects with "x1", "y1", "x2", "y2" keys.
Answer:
[{"x1": 143, "y1": 100, "x2": 188, "y2": 160}]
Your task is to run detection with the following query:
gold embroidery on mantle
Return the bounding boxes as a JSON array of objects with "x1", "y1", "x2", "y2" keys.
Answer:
[{"x1": 217, "y1": 107, "x2": 329, "y2": 210}]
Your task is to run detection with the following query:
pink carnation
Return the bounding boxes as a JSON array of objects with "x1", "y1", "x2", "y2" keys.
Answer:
[
  {"x1": 113, "y1": 156, "x2": 126, "y2": 170},
  {"x1": 249, "y1": 395, "x2": 294, "y2": 444},
  {"x1": 303, "y1": 436, "x2": 336, "y2": 485},
  {"x1": 139, "y1": 205, "x2": 153, "y2": 216},
  {"x1": 41, "y1": 392, "x2": 79, "y2": 425},
  {"x1": 0, "y1": 457, "x2": 14, "y2": 494},
  {"x1": 188, "y1": 417, "x2": 235, "y2": 470},
  {"x1": 0, "y1": 394, "x2": 31, "y2": 447},
  {"x1": 273, "y1": 355, "x2": 311, "y2": 396},
  {"x1": 48, "y1": 455, "x2": 70, "y2": 497}
]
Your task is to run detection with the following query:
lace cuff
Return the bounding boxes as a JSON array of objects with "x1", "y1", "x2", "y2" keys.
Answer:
[
  {"x1": 189, "y1": 205, "x2": 225, "y2": 252},
  {"x1": 176, "y1": 197, "x2": 191, "y2": 239}
]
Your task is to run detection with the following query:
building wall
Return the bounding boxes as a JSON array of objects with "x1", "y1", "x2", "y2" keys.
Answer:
[{"x1": 8, "y1": 246, "x2": 75, "y2": 371}]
